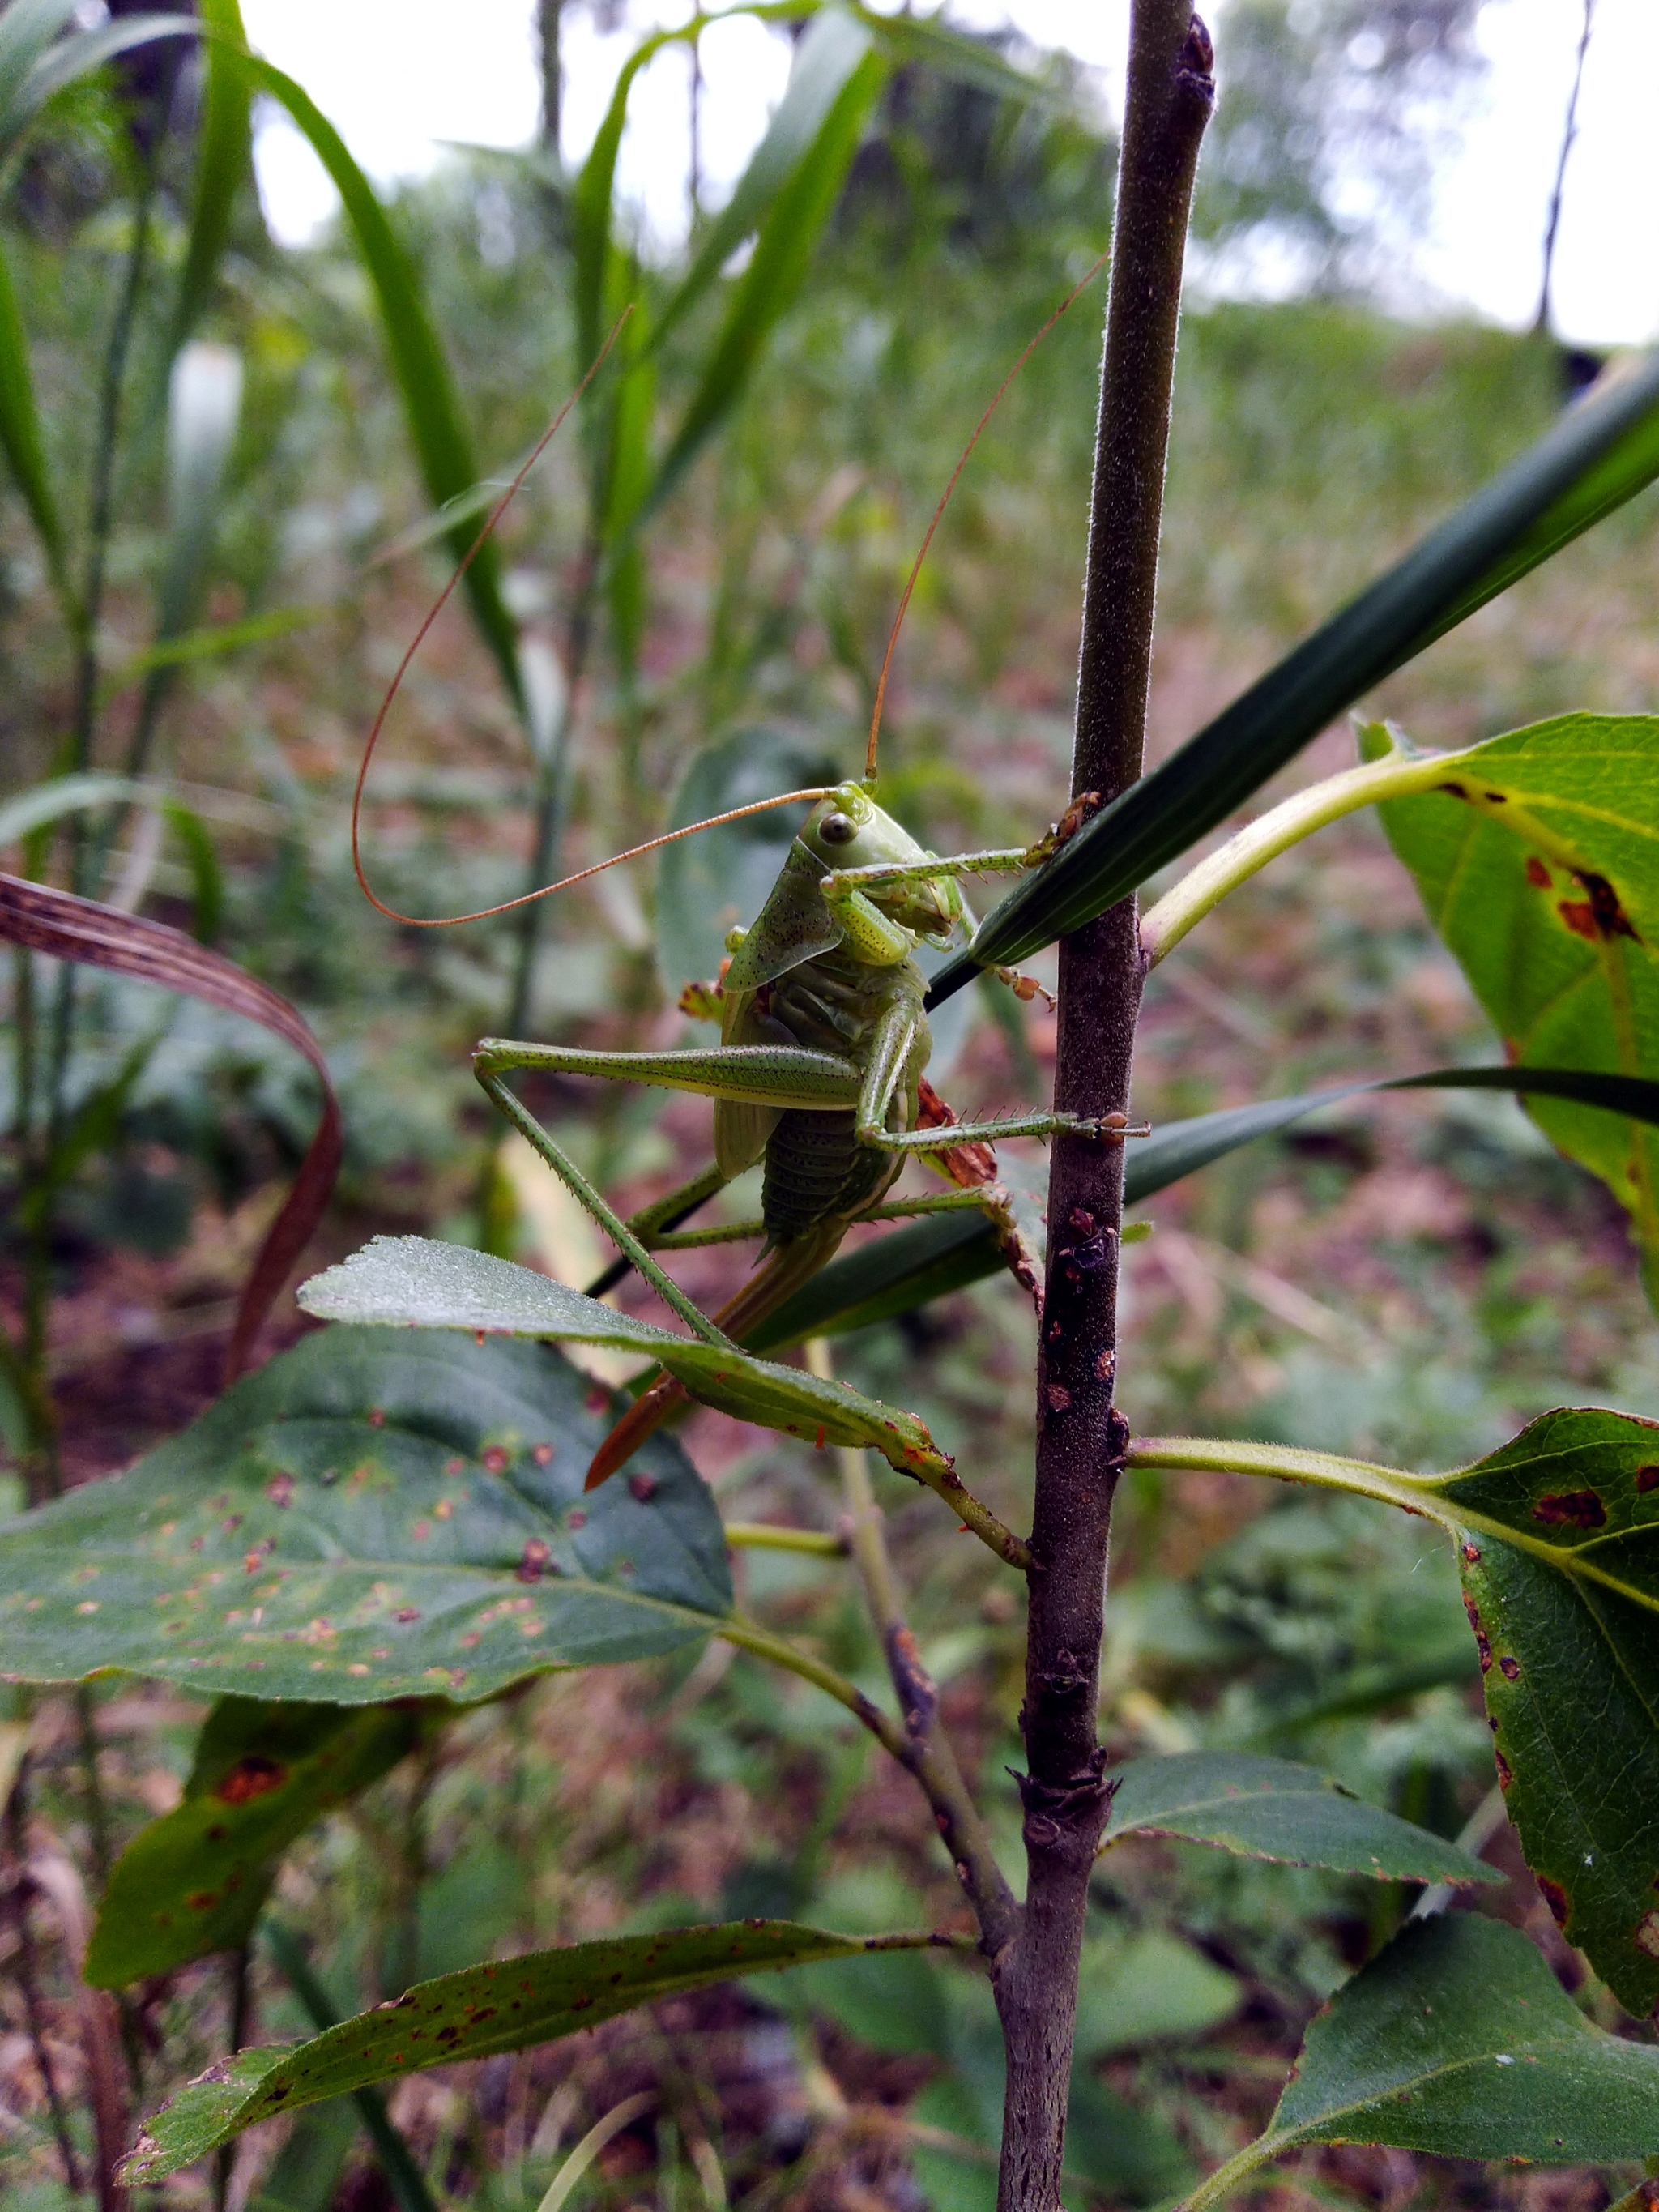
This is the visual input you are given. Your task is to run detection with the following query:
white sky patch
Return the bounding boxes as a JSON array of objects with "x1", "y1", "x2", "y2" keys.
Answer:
[{"x1": 241, "y1": 0, "x2": 1654, "y2": 348}]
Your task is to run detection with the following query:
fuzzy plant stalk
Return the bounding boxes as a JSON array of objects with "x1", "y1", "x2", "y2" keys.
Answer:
[{"x1": 993, "y1": 7, "x2": 1213, "y2": 2207}]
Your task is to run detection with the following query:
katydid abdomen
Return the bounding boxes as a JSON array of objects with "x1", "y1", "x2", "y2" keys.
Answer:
[{"x1": 586, "y1": 942, "x2": 928, "y2": 1487}]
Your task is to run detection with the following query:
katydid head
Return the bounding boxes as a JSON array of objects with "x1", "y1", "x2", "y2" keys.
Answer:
[{"x1": 799, "y1": 781, "x2": 965, "y2": 946}]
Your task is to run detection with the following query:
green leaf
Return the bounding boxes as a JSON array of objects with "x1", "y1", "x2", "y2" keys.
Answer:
[
  {"x1": 855, "y1": 7, "x2": 1056, "y2": 105},
  {"x1": 1373, "y1": 711, "x2": 1659, "y2": 1294},
  {"x1": 85, "y1": 1697, "x2": 432, "y2": 1988},
  {"x1": 749, "y1": 1065, "x2": 1659, "y2": 1345},
  {"x1": 570, "y1": 28, "x2": 675, "y2": 374},
  {"x1": 1431, "y1": 1406, "x2": 1659, "y2": 2014},
  {"x1": 216, "y1": 49, "x2": 522, "y2": 713},
  {"x1": 1074, "y1": 1927, "x2": 1242, "y2": 2056},
  {"x1": 0, "y1": 232, "x2": 65, "y2": 596},
  {"x1": 637, "y1": 44, "x2": 886, "y2": 530},
  {"x1": 1100, "y1": 1753, "x2": 1502, "y2": 1885},
  {"x1": 168, "y1": 0, "x2": 253, "y2": 356},
  {"x1": 1187, "y1": 1915, "x2": 1659, "y2": 2209},
  {"x1": 0, "y1": 1325, "x2": 731, "y2": 1702},
  {"x1": 1132, "y1": 1407, "x2": 1659, "y2": 2015},
  {"x1": 299, "y1": 1238, "x2": 959, "y2": 1488},
  {"x1": 648, "y1": 7, "x2": 877, "y2": 363},
  {"x1": 655, "y1": 728, "x2": 840, "y2": 1002},
  {"x1": 928, "y1": 349, "x2": 1659, "y2": 1002},
  {"x1": 0, "y1": 3, "x2": 196, "y2": 164},
  {"x1": 122, "y1": 1920, "x2": 949, "y2": 2182}
]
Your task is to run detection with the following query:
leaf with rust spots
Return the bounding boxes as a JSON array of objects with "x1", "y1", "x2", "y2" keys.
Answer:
[
  {"x1": 87, "y1": 1696, "x2": 435, "y2": 1987},
  {"x1": 1417, "y1": 1405, "x2": 1659, "y2": 2013},
  {"x1": 0, "y1": 1326, "x2": 731, "y2": 1709},
  {"x1": 1372, "y1": 711, "x2": 1659, "y2": 1303},
  {"x1": 120, "y1": 1920, "x2": 952, "y2": 2182}
]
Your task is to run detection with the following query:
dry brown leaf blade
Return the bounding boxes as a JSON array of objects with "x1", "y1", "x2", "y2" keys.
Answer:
[{"x1": 0, "y1": 871, "x2": 342, "y2": 1378}]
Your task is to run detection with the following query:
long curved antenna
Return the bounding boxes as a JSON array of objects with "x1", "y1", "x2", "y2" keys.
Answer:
[
  {"x1": 352, "y1": 309, "x2": 634, "y2": 929},
  {"x1": 865, "y1": 247, "x2": 1112, "y2": 781}
]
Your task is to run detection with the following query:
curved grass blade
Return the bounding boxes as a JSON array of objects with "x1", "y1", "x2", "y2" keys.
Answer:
[
  {"x1": 0, "y1": 3, "x2": 196, "y2": 162},
  {"x1": 1100, "y1": 1752, "x2": 1500, "y2": 1885},
  {"x1": 753, "y1": 1065, "x2": 1659, "y2": 1343},
  {"x1": 1182, "y1": 1915, "x2": 1659, "y2": 2210},
  {"x1": 0, "y1": 234, "x2": 66, "y2": 600},
  {"x1": 927, "y1": 348, "x2": 1659, "y2": 1003},
  {"x1": 215, "y1": 47, "x2": 522, "y2": 713},
  {"x1": 0, "y1": 1326, "x2": 731, "y2": 1701},
  {"x1": 122, "y1": 1920, "x2": 957, "y2": 2184},
  {"x1": 0, "y1": 871, "x2": 340, "y2": 1377},
  {"x1": 167, "y1": 0, "x2": 253, "y2": 356},
  {"x1": 634, "y1": 45, "x2": 885, "y2": 530},
  {"x1": 647, "y1": 6, "x2": 876, "y2": 363}
]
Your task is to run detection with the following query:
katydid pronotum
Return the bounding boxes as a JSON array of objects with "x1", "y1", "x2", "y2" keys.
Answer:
[{"x1": 353, "y1": 277, "x2": 1144, "y2": 1488}]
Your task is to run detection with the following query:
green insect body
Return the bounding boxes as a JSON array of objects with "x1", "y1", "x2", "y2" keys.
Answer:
[
  {"x1": 717, "y1": 783, "x2": 960, "y2": 1244},
  {"x1": 470, "y1": 778, "x2": 1119, "y2": 1486}
]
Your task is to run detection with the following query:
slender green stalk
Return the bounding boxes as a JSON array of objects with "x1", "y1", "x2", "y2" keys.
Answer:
[
  {"x1": 715, "y1": 1612, "x2": 908, "y2": 1761},
  {"x1": 808, "y1": 1338, "x2": 1019, "y2": 1955},
  {"x1": 723, "y1": 1521, "x2": 847, "y2": 1557},
  {"x1": 1138, "y1": 744, "x2": 1473, "y2": 967}
]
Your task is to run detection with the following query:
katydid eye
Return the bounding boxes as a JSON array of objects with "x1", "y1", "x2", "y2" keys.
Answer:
[{"x1": 820, "y1": 812, "x2": 856, "y2": 845}]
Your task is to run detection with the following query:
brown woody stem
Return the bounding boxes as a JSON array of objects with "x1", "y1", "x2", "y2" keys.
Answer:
[
  {"x1": 808, "y1": 1340, "x2": 1020, "y2": 1957},
  {"x1": 992, "y1": 10, "x2": 1213, "y2": 2210}
]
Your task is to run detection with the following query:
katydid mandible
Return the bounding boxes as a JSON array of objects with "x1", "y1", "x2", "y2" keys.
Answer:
[{"x1": 352, "y1": 271, "x2": 1145, "y2": 1488}]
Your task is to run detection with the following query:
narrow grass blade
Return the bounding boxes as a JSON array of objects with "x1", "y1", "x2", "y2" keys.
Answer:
[
  {"x1": 634, "y1": 46, "x2": 886, "y2": 530},
  {"x1": 928, "y1": 348, "x2": 1659, "y2": 1001},
  {"x1": 219, "y1": 49, "x2": 522, "y2": 713},
  {"x1": 648, "y1": 7, "x2": 876, "y2": 361},
  {"x1": 0, "y1": 233, "x2": 66, "y2": 600},
  {"x1": 753, "y1": 1065, "x2": 1659, "y2": 1342},
  {"x1": 168, "y1": 0, "x2": 254, "y2": 355}
]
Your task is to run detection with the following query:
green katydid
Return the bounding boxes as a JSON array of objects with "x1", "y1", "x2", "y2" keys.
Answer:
[{"x1": 353, "y1": 273, "x2": 1140, "y2": 1488}]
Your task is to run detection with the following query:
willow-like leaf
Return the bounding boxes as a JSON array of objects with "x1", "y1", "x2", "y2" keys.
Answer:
[{"x1": 927, "y1": 349, "x2": 1659, "y2": 1002}]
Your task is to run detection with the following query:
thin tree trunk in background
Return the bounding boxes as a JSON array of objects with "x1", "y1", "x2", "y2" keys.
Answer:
[
  {"x1": 538, "y1": 0, "x2": 564, "y2": 156},
  {"x1": 992, "y1": 7, "x2": 1213, "y2": 2208},
  {"x1": 1534, "y1": 0, "x2": 1595, "y2": 338}
]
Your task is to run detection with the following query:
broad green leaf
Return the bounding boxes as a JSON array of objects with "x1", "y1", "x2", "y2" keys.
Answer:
[
  {"x1": 927, "y1": 348, "x2": 1659, "y2": 1003},
  {"x1": 1074, "y1": 1928, "x2": 1242, "y2": 2056},
  {"x1": 1373, "y1": 712, "x2": 1659, "y2": 1294},
  {"x1": 752, "y1": 1065, "x2": 1659, "y2": 1344},
  {"x1": 1132, "y1": 1407, "x2": 1659, "y2": 2013},
  {"x1": 121, "y1": 1920, "x2": 949, "y2": 2181},
  {"x1": 655, "y1": 728, "x2": 840, "y2": 1001},
  {"x1": 299, "y1": 1237, "x2": 958, "y2": 1487},
  {"x1": 0, "y1": 1326, "x2": 731, "y2": 1702},
  {"x1": 0, "y1": 233, "x2": 65, "y2": 596},
  {"x1": 1435, "y1": 1407, "x2": 1659, "y2": 2014},
  {"x1": 1100, "y1": 1753, "x2": 1501, "y2": 1885},
  {"x1": 86, "y1": 1697, "x2": 433, "y2": 1988},
  {"x1": 648, "y1": 8, "x2": 876, "y2": 363},
  {"x1": 217, "y1": 49, "x2": 522, "y2": 713},
  {"x1": 167, "y1": 0, "x2": 253, "y2": 357},
  {"x1": 638, "y1": 45, "x2": 886, "y2": 530},
  {"x1": 1185, "y1": 1914, "x2": 1659, "y2": 2209}
]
